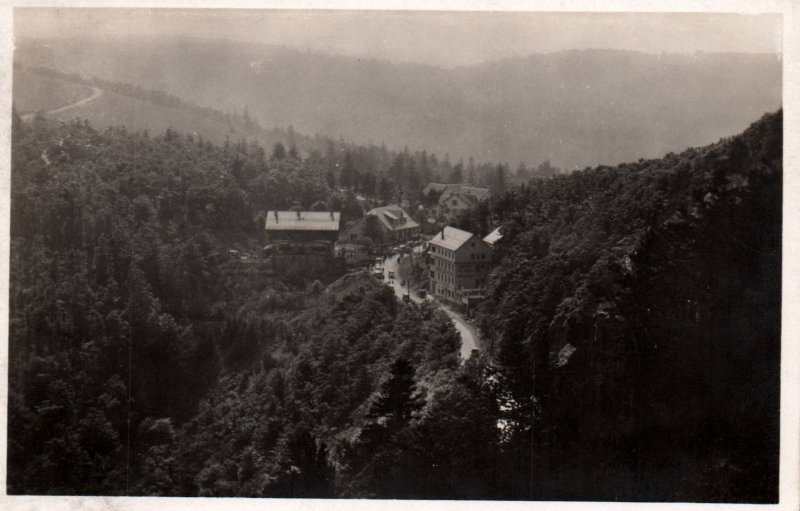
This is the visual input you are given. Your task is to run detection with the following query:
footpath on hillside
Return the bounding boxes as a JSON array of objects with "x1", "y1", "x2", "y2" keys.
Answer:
[{"x1": 21, "y1": 85, "x2": 104, "y2": 122}]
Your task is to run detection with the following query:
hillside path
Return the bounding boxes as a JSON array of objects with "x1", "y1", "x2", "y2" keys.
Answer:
[{"x1": 21, "y1": 85, "x2": 104, "y2": 122}]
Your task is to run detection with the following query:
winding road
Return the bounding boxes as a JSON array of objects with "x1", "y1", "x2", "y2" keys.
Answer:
[
  {"x1": 21, "y1": 85, "x2": 104, "y2": 122},
  {"x1": 379, "y1": 250, "x2": 480, "y2": 360}
]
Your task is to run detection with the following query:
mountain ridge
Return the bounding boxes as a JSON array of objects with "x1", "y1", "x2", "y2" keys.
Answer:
[{"x1": 15, "y1": 35, "x2": 781, "y2": 170}]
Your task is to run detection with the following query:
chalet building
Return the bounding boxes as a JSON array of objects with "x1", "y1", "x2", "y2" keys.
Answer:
[
  {"x1": 339, "y1": 205, "x2": 419, "y2": 245},
  {"x1": 422, "y1": 183, "x2": 491, "y2": 222},
  {"x1": 264, "y1": 210, "x2": 341, "y2": 265},
  {"x1": 428, "y1": 226, "x2": 493, "y2": 308}
]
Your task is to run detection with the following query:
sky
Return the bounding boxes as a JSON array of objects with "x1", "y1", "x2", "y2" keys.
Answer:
[{"x1": 14, "y1": 8, "x2": 782, "y2": 68}]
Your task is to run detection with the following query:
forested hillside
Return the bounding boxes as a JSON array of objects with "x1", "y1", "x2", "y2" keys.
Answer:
[
  {"x1": 13, "y1": 63, "x2": 525, "y2": 196},
  {"x1": 16, "y1": 36, "x2": 781, "y2": 169},
  {"x1": 6, "y1": 112, "x2": 491, "y2": 497},
  {"x1": 459, "y1": 110, "x2": 782, "y2": 502},
  {"x1": 6, "y1": 112, "x2": 322, "y2": 493},
  {"x1": 7, "y1": 110, "x2": 781, "y2": 501}
]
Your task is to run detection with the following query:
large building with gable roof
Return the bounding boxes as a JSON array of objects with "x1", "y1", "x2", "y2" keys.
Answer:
[
  {"x1": 428, "y1": 226, "x2": 493, "y2": 306},
  {"x1": 422, "y1": 183, "x2": 491, "y2": 223},
  {"x1": 264, "y1": 210, "x2": 341, "y2": 265},
  {"x1": 339, "y1": 205, "x2": 419, "y2": 245}
]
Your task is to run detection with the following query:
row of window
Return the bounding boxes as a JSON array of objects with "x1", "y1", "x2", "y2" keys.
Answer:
[
  {"x1": 435, "y1": 260, "x2": 487, "y2": 273},
  {"x1": 436, "y1": 258, "x2": 454, "y2": 272},
  {"x1": 436, "y1": 273, "x2": 454, "y2": 286},
  {"x1": 433, "y1": 273, "x2": 486, "y2": 290},
  {"x1": 437, "y1": 286, "x2": 459, "y2": 301},
  {"x1": 435, "y1": 282, "x2": 485, "y2": 301},
  {"x1": 432, "y1": 245, "x2": 453, "y2": 258}
]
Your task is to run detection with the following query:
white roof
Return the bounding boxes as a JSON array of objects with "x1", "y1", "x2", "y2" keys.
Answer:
[
  {"x1": 265, "y1": 211, "x2": 341, "y2": 231},
  {"x1": 429, "y1": 226, "x2": 475, "y2": 251},
  {"x1": 483, "y1": 226, "x2": 503, "y2": 245}
]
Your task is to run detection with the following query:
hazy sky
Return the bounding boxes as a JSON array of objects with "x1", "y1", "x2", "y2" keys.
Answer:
[{"x1": 14, "y1": 8, "x2": 782, "y2": 67}]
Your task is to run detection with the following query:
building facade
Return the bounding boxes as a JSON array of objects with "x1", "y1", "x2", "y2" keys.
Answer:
[
  {"x1": 264, "y1": 210, "x2": 341, "y2": 266},
  {"x1": 423, "y1": 183, "x2": 491, "y2": 222},
  {"x1": 428, "y1": 226, "x2": 493, "y2": 307},
  {"x1": 339, "y1": 205, "x2": 419, "y2": 245}
]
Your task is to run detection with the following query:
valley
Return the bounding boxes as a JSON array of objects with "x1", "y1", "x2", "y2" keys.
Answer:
[{"x1": 6, "y1": 10, "x2": 786, "y2": 504}]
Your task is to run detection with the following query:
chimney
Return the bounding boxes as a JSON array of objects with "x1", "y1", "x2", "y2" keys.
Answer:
[
  {"x1": 330, "y1": 211, "x2": 334, "y2": 220},
  {"x1": 296, "y1": 210, "x2": 301, "y2": 220},
  {"x1": 441, "y1": 229, "x2": 445, "y2": 240},
  {"x1": 274, "y1": 211, "x2": 278, "y2": 223}
]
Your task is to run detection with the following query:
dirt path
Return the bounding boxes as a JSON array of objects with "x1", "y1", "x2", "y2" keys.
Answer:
[{"x1": 21, "y1": 85, "x2": 104, "y2": 122}]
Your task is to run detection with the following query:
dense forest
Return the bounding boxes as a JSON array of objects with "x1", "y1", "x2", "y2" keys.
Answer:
[
  {"x1": 457, "y1": 109, "x2": 782, "y2": 501},
  {"x1": 7, "y1": 109, "x2": 781, "y2": 501},
  {"x1": 6, "y1": 110, "x2": 494, "y2": 497}
]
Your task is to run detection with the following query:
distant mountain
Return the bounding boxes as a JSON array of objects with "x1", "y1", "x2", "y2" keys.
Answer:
[
  {"x1": 15, "y1": 36, "x2": 781, "y2": 169},
  {"x1": 13, "y1": 63, "x2": 298, "y2": 152}
]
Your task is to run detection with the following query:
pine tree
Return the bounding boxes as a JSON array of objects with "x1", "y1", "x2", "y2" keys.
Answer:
[
  {"x1": 271, "y1": 142, "x2": 286, "y2": 161},
  {"x1": 366, "y1": 358, "x2": 424, "y2": 428},
  {"x1": 340, "y1": 152, "x2": 356, "y2": 190},
  {"x1": 449, "y1": 161, "x2": 464, "y2": 184},
  {"x1": 494, "y1": 163, "x2": 507, "y2": 194}
]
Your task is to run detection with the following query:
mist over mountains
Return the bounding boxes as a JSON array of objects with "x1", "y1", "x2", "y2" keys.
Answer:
[{"x1": 15, "y1": 36, "x2": 781, "y2": 169}]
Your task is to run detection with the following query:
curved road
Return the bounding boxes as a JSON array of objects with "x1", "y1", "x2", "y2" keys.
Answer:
[
  {"x1": 21, "y1": 85, "x2": 104, "y2": 122},
  {"x1": 379, "y1": 251, "x2": 480, "y2": 360}
]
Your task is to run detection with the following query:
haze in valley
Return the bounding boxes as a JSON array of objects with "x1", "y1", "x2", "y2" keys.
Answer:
[{"x1": 13, "y1": 9, "x2": 783, "y2": 169}]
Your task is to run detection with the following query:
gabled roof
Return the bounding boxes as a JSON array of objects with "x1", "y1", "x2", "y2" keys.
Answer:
[
  {"x1": 367, "y1": 205, "x2": 419, "y2": 232},
  {"x1": 459, "y1": 194, "x2": 480, "y2": 207},
  {"x1": 422, "y1": 183, "x2": 449, "y2": 195},
  {"x1": 435, "y1": 184, "x2": 490, "y2": 204},
  {"x1": 483, "y1": 226, "x2": 503, "y2": 246},
  {"x1": 439, "y1": 192, "x2": 470, "y2": 206},
  {"x1": 429, "y1": 226, "x2": 475, "y2": 251},
  {"x1": 266, "y1": 211, "x2": 341, "y2": 231},
  {"x1": 465, "y1": 187, "x2": 491, "y2": 201}
]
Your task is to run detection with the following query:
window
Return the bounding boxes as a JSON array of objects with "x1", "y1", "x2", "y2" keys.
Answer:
[{"x1": 452, "y1": 200, "x2": 458, "y2": 206}]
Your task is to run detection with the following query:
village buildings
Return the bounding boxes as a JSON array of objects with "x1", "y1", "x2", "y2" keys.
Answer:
[
  {"x1": 421, "y1": 183, "x2": 491, "y2": 225},
  {"x1": 340, "y1": 204, "x2": 420, "y2": 245},
  {"x1": 264, "y1": 210, "x2": 341, "y2": 267},
  {"x1": 428, "y1": 226, "x2": 493, "y2": 308}
]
